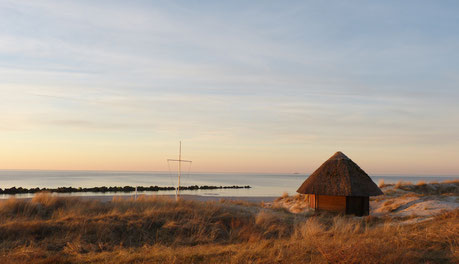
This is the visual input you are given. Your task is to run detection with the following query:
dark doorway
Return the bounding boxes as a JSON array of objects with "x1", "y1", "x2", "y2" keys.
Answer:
[{"x1": 346, "y1": 196, "x2": 369, "y2": 216}]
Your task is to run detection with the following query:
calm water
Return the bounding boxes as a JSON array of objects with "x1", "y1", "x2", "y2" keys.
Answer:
[{"x1": 0, "y1": 170, "x2": 457, "y2": 198}]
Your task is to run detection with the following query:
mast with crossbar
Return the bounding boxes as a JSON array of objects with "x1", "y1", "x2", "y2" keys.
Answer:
[{"x1": 167, "y1": 141, "x2": 192, "y2": 201}]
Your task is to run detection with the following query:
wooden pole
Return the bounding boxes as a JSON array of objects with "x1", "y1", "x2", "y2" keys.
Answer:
[
  {"x1": 167, "y1": 141, "x2": 191, "y2": 202},
  {"x1": 177, "y1": 141, "x2": 181, "y2": 201}
]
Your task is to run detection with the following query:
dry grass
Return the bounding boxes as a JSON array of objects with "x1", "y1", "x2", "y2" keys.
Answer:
[
  {"x1": 396, "y1": 180, "x2": 459, "y2": 195},
  {"x1": 0, "y1": 193, "x2": 458, "y2": 263},
  {"x1": 416, "y1": 180, "x2": 426, "y2": 186},
  {"x1": 394, "y1": 180, "x2": 413, "y2": 189},
  {"x1": 271, "y1": 194, "x2": 311, "y2": 213}
]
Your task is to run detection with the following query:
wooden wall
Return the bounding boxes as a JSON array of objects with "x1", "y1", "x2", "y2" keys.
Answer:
[
  {"x1": 307, "y1": 195, "x2": 369, "y2": 216},
  {"x1": 307, "y1": 194, "x2": 316, "y2": 209},
  {"x1": 310, "y1": 195, "x2": 347, "y2": 213}
]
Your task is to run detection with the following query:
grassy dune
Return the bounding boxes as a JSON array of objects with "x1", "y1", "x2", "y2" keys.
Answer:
[{"x1": 0, "y1": 189, "x2": 458, "y2": 263}]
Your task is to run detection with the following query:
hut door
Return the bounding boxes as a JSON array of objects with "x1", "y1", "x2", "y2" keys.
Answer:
[{"x1": 346, "y1": 196, "x2": 368, "y2": 216}]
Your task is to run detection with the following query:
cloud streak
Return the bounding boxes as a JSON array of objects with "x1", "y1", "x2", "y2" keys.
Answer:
[{"x1": 0, "y1": 0, "x2": 458, "y2": 173}]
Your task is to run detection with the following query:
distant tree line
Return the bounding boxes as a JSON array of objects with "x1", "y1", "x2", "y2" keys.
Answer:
[{"x1": 0, "y1": 185, "x2": 251, "y2": 195}]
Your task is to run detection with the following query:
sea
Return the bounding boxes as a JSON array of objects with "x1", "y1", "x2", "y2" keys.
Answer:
[{"x1": 0, "y1": 170, "x2": 457, "y2": 199}]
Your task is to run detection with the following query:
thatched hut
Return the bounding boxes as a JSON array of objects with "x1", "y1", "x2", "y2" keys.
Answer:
[{"x1": 297, "y1": 151, "x2": 383, "y2": 216}]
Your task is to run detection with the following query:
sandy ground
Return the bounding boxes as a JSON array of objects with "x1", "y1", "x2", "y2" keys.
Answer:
[
  {"x1": 268, "y1": 181, "x2": 459, "y2": 223},
  {"x1": 1, "y1": 193, "x2": 277, "y2": 203},
  {"x1": 94, "y1": 194, "x2": 277, "y2": 203},
  {"x1": 370, "y1": 183, "x2": 459, "y2": 223}
]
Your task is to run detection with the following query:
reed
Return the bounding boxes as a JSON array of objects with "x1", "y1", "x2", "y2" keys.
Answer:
[{"x1": 0, "y1": 193, "x2": 457, "y2": 263}]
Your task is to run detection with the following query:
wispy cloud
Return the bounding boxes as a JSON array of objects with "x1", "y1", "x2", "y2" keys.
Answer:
[{"x1": 0, "y1": 0, "x2": 458, "y2": 172}]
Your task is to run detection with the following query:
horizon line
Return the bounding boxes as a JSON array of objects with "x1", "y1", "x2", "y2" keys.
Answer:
[{"x1": 0, "y1": 168, "x2": 458, "y2": 177}]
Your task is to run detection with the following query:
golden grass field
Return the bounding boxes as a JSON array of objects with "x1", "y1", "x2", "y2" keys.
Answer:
[{"x1": 0, "y1": 181, "x2": 458, "y2": 264}]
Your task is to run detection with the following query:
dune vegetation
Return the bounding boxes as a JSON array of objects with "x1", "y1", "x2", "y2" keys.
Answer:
[{"x1": 0, "y1": 182, "x2": 458, "y2": 264}]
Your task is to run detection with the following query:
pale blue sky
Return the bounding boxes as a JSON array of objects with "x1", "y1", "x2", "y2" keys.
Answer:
[{"x1": 0, "y1": 0, "x2": 458, "y2": 174}]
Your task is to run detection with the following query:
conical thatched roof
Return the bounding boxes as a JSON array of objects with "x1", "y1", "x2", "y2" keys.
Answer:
[{"x1": 297, "y1": 151, "x2": 383, "y2": 196}]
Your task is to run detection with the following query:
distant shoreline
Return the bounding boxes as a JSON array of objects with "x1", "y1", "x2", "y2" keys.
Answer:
[
  {"x1": 0, "y1": 193, "x2": 277, "y2": 203},
  {"x1": 0, "y1": 185, "x2": 251, "y2": 195}
]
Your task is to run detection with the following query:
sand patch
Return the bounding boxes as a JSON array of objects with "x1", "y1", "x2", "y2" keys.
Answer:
[{"x1": 268, "y1": 181, "x2": 459, "y2": 224}]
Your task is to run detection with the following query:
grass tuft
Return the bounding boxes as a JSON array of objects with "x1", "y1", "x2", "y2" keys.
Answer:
[{"x1": 0, "y1": 193, "x2": 457, "y2": 263}]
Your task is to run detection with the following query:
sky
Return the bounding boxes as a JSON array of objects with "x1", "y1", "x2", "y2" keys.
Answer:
[{"x1": 0, "y1": 0, "x2": 458, "y2": 174}]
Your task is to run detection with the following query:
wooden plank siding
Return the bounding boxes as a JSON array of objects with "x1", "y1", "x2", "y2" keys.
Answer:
[
  {"x1": 307, "y1": 195, "x2": 370, "y2": 216},
  {"x1": 307, "y1": 194, "x2": 316, "y2": 209},
  {"x1": 317, "y1": 195, "x2": 346, "y2": 213}
]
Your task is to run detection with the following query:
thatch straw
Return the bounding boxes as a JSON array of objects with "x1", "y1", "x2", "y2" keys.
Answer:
[{"x1": 297, "y1": 152, "x2": 383, "y2": 196}]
